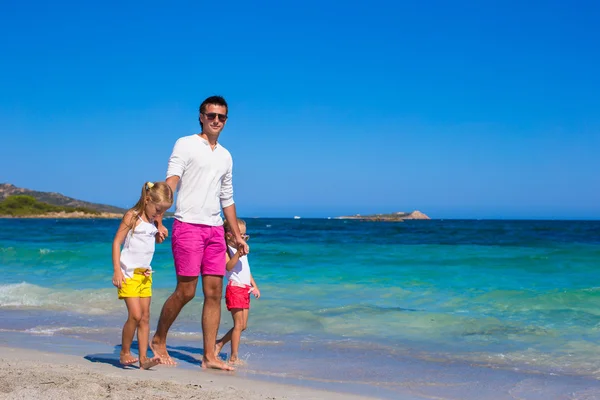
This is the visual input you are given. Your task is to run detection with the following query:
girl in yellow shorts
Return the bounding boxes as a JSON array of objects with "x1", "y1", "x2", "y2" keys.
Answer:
[{"x1": 112, "y1": 181, "x2": 173, "y2": 369}]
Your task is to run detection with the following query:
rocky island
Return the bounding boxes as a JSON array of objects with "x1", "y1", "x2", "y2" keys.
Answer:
[
  {"x1": 0, "y1": 183, "x2": 125, "y2": 218},
  {"x1": 336, "y1": 210, "x2": 430, "y2": 221}
]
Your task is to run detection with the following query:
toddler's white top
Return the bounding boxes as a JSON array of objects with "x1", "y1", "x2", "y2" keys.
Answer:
[{"x1": 226, "y1": 245, "x2": 252, "y2": 286}]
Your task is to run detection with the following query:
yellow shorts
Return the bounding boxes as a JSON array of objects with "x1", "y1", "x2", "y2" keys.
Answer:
[{"x1": 118, "y1": 269, "x2": 152, "y2": 299}]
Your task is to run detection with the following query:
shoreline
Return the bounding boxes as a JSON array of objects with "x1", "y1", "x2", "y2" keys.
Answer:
[
  {"x1": 0, "y1": 345, "x2": 387, "y2": 400},
  {"x1": 2, "y1": 326, "x2": 600, "y2": 399},
  {"x1": 0, "y1": 211, "x2": 123, "y2": 219}
]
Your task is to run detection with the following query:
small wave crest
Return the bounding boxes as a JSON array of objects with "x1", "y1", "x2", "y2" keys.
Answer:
[
  {"x1": 0, "y1": 326, "x2": 116, "y2": 339},
  {"x1": 0, "y1": 282, "x2": 119, "y2": 315}
]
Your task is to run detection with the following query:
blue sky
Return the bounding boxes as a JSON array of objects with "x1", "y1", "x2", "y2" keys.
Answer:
[{"x1": 1, "y1": 0, "x2": 599, "y2": 219}]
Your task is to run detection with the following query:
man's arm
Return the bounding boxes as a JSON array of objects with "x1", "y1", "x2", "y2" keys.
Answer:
[
  {"x1": 156, "y1": 138, "x2": 186, "y2": 237},
  {"x1": 155, "y1": 175, "x2": 180, "y2": 238},
  {"x1": 220, "y1": 159, "x2": 248, "y2": 254},
  {"x1": 165, "y1": 175, "x2": 179, "y2": 199},
  {"x1": 222, "y1": 204, "x2": 249, "y2": 256}
]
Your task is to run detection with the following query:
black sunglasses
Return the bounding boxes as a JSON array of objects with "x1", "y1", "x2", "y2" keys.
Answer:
[{"x1": 203, "y1": 112, "x2": 228, "y2": 122}]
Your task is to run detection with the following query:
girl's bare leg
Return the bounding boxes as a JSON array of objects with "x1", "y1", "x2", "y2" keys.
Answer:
[
  {"x1": 137, "y1": 297, "x2": 161, "y2": 369},
  {"x1": 120, "y1": 298, "x2": 141, "y2": 365}
]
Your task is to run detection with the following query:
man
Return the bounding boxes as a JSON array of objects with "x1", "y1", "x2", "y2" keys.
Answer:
[{"x1": 151, "y1": 95, "x2": 249, "y2": 371}]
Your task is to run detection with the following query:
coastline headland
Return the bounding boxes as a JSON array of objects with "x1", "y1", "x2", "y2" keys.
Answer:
[
  {"x1": 336, "y1": 210, "x2": 430, "y2": 221},
  {"x1": 0, "y1": 183, "x2": 125, "y2": 219}
]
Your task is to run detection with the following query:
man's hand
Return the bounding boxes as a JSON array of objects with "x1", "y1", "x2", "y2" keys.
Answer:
[{"x1": 234, "y1": 236, "x2": 249, "y2": 256}]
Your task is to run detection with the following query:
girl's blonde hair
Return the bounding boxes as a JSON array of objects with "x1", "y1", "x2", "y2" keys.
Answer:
[{"x1": 127, "y1": 181, "x2": 173, "y2": 230}]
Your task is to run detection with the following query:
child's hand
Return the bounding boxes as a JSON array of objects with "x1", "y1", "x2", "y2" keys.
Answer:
[
  {"x1": 252, "y1": 287, "x2": 261, "y2": 299},
  {"x1": 112, "y1": 272, "x2": 125, "y2": 289},
  {"x1": 155, "y1": 230, "x2": 167, "y2": 243},
  {"x1": 143, "y1": 269, "x2": 152, "y2": 277},
  {"x1": 158, "y1": 225, "x2": 169, "y2": 238}
]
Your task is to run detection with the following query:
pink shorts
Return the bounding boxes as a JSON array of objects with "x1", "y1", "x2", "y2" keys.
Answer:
[
  {"x1": 172, "y1": 219, "x2": 226, "y2": 277},
  {"x1": 225, "y1": 283, "x2": 251, "y2": 310}
]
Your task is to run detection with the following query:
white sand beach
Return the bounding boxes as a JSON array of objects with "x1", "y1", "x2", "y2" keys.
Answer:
[{"x1": 0, "y1": 346, "x2": 384, "y2": 400}]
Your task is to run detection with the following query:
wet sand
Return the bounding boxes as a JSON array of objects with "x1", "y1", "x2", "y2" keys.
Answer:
[{"x1": 0, "y1": 346, "x2": 386, "y2": 400}]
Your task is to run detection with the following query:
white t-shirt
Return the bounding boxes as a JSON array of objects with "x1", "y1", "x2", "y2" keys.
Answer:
[
  {"x1": 226, "y1": 245, "x2": 252, "y2": 286},
  {"x1": 120, "y1": 218, "x2": 158, "y2": 278},
  {"x1": 166, "y1": 135, "x2": 234, "y2": 226}
]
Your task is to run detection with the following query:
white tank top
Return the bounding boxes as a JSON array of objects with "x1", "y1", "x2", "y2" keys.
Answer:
[
  {"x1": 226, "y1": 245, "x2": 252, "y2": 286},
  {"x1": 120, "y1": 217, "x2": 158, "y2": 278}
]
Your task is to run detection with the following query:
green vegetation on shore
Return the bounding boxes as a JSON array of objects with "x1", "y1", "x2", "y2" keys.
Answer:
[{"x1": 0, "y1": 195, "x2": 99, "y2": 216}]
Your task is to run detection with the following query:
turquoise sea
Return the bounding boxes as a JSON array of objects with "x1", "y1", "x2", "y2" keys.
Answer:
[{"x1": 1, "y1": 218, "x2": 600, "y2": 398}]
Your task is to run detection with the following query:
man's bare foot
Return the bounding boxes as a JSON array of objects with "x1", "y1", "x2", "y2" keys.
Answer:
[
  {"x1": 214, "y1": 341, "x2": 224, "y2": 359},
  {"x1": 119, "y1": 352, "x2": 139, "y2": 365},
  {"x1": 149, "y1": 341, "x2": 177, "y2": 366},
  {"x1": 202, "y1": 357, "x2": 235, "y2": 371},
  {"x1": 140, "y1": 356, "x2": 162, "y2": 370}
]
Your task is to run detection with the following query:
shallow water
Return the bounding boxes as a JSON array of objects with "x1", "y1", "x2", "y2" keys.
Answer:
[{"x1": 1, "y1": 218, "x2": 600, "y2": 397}]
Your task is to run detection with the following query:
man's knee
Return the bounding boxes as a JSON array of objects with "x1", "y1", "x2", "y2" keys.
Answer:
[
  {"x1": 202, "y1": 276, "x2": 223, "y2": 301},
  {"x1": 174, "y1": 277, "x2": 198, "y2": 303},
  {"x1": 175, "y1": 285, "x2": 196, "y2": 303},
  {"x1": 204, "y1": 289, "x2": 222, "y2": 303}
]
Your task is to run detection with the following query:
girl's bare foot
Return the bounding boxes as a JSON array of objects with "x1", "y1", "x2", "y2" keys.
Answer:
[
  {"x1": 119, "y1": 352, "x2": 139, "y2": 365},
  {"x1": 140, "y1": 356, "x2": 162, "y2": 370}
]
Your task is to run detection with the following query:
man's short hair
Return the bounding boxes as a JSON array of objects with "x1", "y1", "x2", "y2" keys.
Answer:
[{"x1": 199, "y1": 96, "x2": 228, "y2": 129}]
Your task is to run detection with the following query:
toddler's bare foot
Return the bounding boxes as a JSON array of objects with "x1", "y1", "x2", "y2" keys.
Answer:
[
  {"x1": 119, "y1": 352, "x2": 139, "y2": 366},
  {"x1": 228, "y1": 357, "x2": 246, "y2": 366},
  {"x1": 140, "y1": 356, "x2": 161, "y2": 370}
]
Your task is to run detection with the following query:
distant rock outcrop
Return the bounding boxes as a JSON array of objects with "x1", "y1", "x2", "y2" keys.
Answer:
[
  {"x1": 401, "y1": 210, "x2": 429, "y2": 220},
  {"x1": 336, "y1": 210, "x2": 431, "y2": 221},
  {"x1": 0, "y1": 183, "x2": 126, "y2": 218}
]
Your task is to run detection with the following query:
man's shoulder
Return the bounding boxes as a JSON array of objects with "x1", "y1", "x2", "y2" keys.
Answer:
[
  {"x1": 172, "y1": 135, "x2": 201, "y2": 153},
  {"x1": 175, "y1": 134, "x2": 199, "y2": 144}
]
